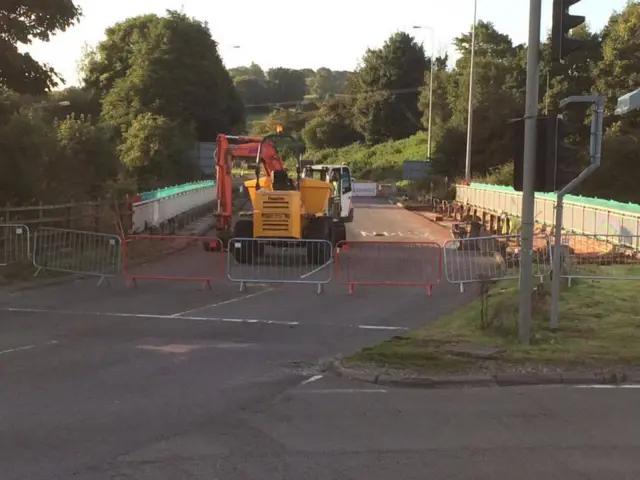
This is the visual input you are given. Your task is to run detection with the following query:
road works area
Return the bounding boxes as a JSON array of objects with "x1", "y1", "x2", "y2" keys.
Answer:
[{"x1": 1, "y1": 197, "x2": 639, "y2": 480}]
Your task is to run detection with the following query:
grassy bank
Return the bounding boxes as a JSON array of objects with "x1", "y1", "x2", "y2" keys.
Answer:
[
  {"x1": 349, "y1": 267, "x2": 640, "y2": 373},
  {"x1": 308, "y1": 133, "x2": 429, "y2": 181}
]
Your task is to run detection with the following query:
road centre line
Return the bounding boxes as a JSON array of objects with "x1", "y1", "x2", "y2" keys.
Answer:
[
  {"x1": 4, "y1": 307, "x2": 298, "y2": 326},
  {"x1": 3, "y1": 307, "x2": 409, "y2": 331},
  {"x1": 170, "y1": 288, "x2": 274, "y2": 317},
  {"x1": 293, "y1": 389, "x2": 387, "y2": 394},
  {"x1": 0, "y1": 345, "x2": 35, "y2": 356}
]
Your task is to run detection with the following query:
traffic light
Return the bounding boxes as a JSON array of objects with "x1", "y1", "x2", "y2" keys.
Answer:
[
  {"x1": 511, "y1": 116, "x2": 553, "y2": 193},
  {"x1": 551, "y1": 0, "x2": 586, "y2": 63}
]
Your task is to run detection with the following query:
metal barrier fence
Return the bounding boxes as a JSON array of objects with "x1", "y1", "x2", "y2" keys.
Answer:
[
  {"x1": 121, "y1": 235, "x2": 224, "y2": 288},
  {"x1": 227, "y1": 237, "x2": 333, "y2": 293},
  {"x1": 443, "y1": 233, "x2": 552, "y2": 292},
  {"x1": 558, "y1": 233, "x2": 640, "y2": 286},
  {"x1": 32, "y1": 227, "x2": 121, "y2": 286},
  {"x1": 456, "y1": 184, "x2": 640, "y2": 240},
  {"x1": 1, "y1": 224, "x2": 30, "y2": 266},
  {"x1": 334, "y1": 241, "x2": 442, "y2": 294}
]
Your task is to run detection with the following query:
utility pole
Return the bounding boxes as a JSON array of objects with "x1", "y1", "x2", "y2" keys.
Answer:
[
  {"x1": 412, "y1": 25, "x2": 435, "y2": 158},
  {"x1": 464, "y1": 0, "x2": 477, "y2": 182},
  {"x1": 517, "y1": 0, "x2": 542, "y2": 344}
]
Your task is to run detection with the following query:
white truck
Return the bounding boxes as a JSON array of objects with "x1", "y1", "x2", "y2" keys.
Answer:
[{"x1": 301, "y1": 163, "x2": 354, "y2": 223}]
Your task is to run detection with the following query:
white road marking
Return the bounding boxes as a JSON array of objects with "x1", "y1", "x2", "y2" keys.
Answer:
[
  {"x1": 358, "y1": 230, "x2": 431, "y2": 237},
  {"x1": 574, "y1": 384, "x2": 640, "y2": 388},
  {"x1": 357, "y1": 325, "x2": 409, "y2": 331},
  {"x1": 170, "y1": 288, "x2": 274, "y2": 317},
  {"x1": 4, "y1": 307, "x2": 299, "y2": 326},
  {"x1": 300, "y1": 374, "x2": 324, "y2": 385},
  {"x1": 294, "y1": 389, "x2": 387, "y2": 394},
  {"x1": 3, "y1": 307, "x2": 409, "y2": 331},
  {"x1": 300, "y1": 261, "x2": 332, "y2": 279},
  {"x1": 0, "y1": 345, "x2": 35, "y2": 356}
]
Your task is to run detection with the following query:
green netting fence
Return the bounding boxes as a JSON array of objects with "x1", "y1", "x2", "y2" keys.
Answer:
[
  {"x1": 468, "y1": 182, "x2": 640, "y2": 216},
  {"x1": 139, "y1": 180, "x2": 215, "y2": 202}
]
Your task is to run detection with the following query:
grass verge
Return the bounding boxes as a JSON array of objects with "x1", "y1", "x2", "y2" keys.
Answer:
[{"x1": 348, "y1": 265, "x2": 640, "y2": 374}]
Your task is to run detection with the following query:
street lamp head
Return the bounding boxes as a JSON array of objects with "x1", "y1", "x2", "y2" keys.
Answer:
[
  {"x1": 615, "y1": 88, "x2": 640, "y2": 116},
  {"x1": 58, "y1": 101, "x2": 71, "y2": 106}
]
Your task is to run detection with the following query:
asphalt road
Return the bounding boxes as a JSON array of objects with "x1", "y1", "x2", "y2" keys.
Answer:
[{"x1": 1, "y1": 197, "x2": 637, "y2": 479}]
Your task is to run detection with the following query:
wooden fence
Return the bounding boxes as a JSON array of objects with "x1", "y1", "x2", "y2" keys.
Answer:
[{"x1": 0, "y1": 200, "x2": 132, "y2": 235}]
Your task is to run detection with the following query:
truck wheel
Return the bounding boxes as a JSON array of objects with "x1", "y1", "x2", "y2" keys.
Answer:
[
  {"x1": 306, "y1": 217, "x2": 333, "y2": 265},
  {"x1": 332, "y1": 222, "x2": 347, "y2": 247},
  {"x1": 231, "y1": 219, "x2": 262, "y2": 264}
]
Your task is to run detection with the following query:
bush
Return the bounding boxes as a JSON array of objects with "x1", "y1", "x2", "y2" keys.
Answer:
[{"x1": 307, "y1": 133, "x2": 430, "y2": 181}]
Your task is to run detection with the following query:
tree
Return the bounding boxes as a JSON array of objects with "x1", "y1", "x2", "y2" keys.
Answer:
[
  {"x1": 308, "y1": 68, "x2": 336, "y2": 98},
  {"x1": 594, "y1": 2, "x2": 640, "y2": 116},
  {"x1": 351, "y1": 32, "x2": 427, "y2": 144},
  {"x1": 302, "y1": 99, "x2": 362, "y2": 149},
  {"x1": 0, "y1": 113, "x2": 55, "y2": 203},
  {"x1": 230, "y1": 63, "x2": 266, "y2": 82},
  {"x1": 49, "y1": 115, "x2": 119, "y2": 201},
  {"x1": 541, "y1": 24, "x2": 602, "y2": 116},
  {"x1": 0, "y1": 1, "x2": 82, "y2": 94},
  {"x1": 431, "y1": 21, "x2": 526, "y2": 176},
  {"x1": 118, "y1": 113, "x2": 198, "y2": 189},
  {"x1": 83, "y1": 10, "x2": 244, "y2": 140},
  {"x1": 266, "y1": 68, "x2": 307, "y2": 104},
  {"x1": 234, "y1": 77, "x2": 271, "y2": 108}
]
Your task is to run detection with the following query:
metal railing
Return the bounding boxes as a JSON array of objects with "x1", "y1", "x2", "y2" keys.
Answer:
[
  {"x1": 132, "y1": 184, "x2": 216, "y2": 232},
  {"x1": 227, "y1": 237, "x2": 333, "y2": 293},
  {"x1": 32, "y1": 227, "x2": 121, "y2": 286},
  {"x1": 443, "y1": 233, "x2": 552, "y2": 292},
  {"x1": 334, "y1": 240, "x2": 442, "y2": 294},
  {"x1": 1, "y1": 224, "x2": 30, "y2": 266},
  {"x1": 121, "y1": 235, "x2": 224, "y2": 288},
  {"x1": 456, "y1": 184, "x2": 640, "y2": 242},
  {"x1": 558, "y1": 233, "x2": 640, "y2": 285}
]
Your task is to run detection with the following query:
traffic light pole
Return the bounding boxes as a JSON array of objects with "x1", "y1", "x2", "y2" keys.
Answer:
[
  {"x1": 549, "y1": 94, "x2": 604, "y2": 330},
  {"x1": 518, "y1": 0, "x2": 542, "y2": 344}
]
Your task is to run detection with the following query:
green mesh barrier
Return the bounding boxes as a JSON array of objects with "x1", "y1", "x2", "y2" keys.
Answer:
[
  {"x1": 468, "y1": 183, "x2": 640, "y2": 216},
  {"x1": 139, "y1": 180, "x2": 215, "y2": 201}
]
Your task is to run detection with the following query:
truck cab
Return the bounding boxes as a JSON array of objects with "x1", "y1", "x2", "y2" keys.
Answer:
[{"x1": 301, "y1": 164, "x2": 354, "y2": 223}]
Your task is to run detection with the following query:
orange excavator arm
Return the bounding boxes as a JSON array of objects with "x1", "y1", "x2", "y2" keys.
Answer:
[{"x1": 213, "y1": 134, "x2": 287, "y2": 234}]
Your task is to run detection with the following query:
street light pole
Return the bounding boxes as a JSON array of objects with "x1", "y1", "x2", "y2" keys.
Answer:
[
  {"x1": 412, "y1": 25, "x2": 435, "y2": 159},
  {"x1": 464, "y1": 0, "x2": 477, "y2": 182}
]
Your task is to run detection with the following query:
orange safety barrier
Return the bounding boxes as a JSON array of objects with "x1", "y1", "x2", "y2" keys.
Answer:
[
  {"x1": 121, "y1": 235, "x2": 224, "y2": 288},
  {"x1": 334, "y1": 240, "x2": 442, "y2": 294}
]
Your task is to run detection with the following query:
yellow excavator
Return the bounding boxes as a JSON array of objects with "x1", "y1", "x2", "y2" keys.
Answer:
[{"x1": 210, "y1": 127, "x2": 347, "y2": 264}]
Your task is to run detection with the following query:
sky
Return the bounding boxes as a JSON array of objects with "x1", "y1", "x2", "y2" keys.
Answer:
[{"x1": 23, "y1": 0, "x2": 628, "y2": 88}]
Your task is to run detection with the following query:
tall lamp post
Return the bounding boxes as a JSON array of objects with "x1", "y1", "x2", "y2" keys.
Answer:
[
  {"x1": 464, "y1": 0, "x2": 478, "y2": 182},
  {"x1": 412, "y1": 25, "x2": 435, "y2": 159}
]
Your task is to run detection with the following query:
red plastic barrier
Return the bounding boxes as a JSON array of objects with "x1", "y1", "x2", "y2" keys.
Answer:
[
  {"x1": 334, "y1": 240, "x2": 442, "y2": 294},
  {"x1": 122, "y1": 235, "x2": 224, "y2": 288}
]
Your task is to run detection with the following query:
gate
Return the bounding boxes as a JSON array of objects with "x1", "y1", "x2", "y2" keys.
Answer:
[
  {"x1": 227, "y1": 237, "x2": 333, "y2": 293},
  {"x1": 334, "y1": 240, "x2": 442, "y2": 294}
]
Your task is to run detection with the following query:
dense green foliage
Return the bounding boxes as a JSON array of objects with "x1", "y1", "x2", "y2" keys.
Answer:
[
  {"x1": 0, "y1": 1, "x2": 82, "y2": 94},
  {"x1": 0, "y1": 7, "x2": 244, "y2": 204},
  {"x1": 301, "y1": 3, "x2": 640, "y2": 204},
  {"x1": 2, "y1": 1, "x2": 640, "y2": 206}
]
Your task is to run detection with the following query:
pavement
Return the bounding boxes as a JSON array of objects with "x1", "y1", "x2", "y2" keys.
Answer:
[{"x1": 1, "y1": 197, "x2": 639, "y2": 479}]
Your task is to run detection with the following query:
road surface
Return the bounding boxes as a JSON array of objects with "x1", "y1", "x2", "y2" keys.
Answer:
[{"x1": 1, "y1": 197, "x2": 637, "y2": 479}]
